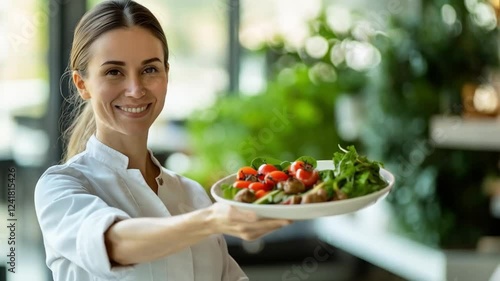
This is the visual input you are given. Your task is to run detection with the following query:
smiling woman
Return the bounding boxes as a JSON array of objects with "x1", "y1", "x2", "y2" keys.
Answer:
[{"x1": 34, "y1": 1, "x2": 291, "y2": 281}]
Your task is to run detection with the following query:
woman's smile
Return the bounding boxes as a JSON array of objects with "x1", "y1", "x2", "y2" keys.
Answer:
[{"x1": 115, "y1": 103, "x2": 152, "y2": 117}]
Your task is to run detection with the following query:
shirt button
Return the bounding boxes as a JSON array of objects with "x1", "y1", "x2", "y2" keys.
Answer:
[{"x1": 157, "y1": 178, "x2": 164, "y2": 185}]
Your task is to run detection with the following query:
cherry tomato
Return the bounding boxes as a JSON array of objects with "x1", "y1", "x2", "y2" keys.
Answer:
[
  {"x1": 289, "y1": 161, "x2": 305, "y2": 176},
  {"x1": 255, "y1": 189, "x2": 269, "y2": 199},
  {"x1": 257, "y1": 164, "x2": 278, "y2": 181},
  {"x1": 249, "y1": 182, "x2": 270, "y2": 192},
  {"x1": 264, "y1": 171, "x2": 289, "y2": 187},
  {"x1": 233, "y1": 180, "x2": 252, "y2": 189},
  {"x1": 236, "y1": 166, "x2": 258, "y2": 181},
  {"x1": 289, "y1": 160, "x2": 315, "y2": 176},
  {"x1": 289, "y1": 161, "x2": 311, "y2": 176},
  {"x1": 296, "y1": 169, "x2": 319, "y2": 186}
]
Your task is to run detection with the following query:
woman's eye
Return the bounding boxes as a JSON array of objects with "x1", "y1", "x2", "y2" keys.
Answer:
[
  {"x1": 143, "y1": 67, "x2": 158, "y2": 74},
  {"x1": 106, "y1": 69, "x2": 121, "y2": 76}
]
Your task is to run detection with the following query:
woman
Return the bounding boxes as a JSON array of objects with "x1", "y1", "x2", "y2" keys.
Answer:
[{"x1": 34, "y1": 1, "x2": 291, "y2": 280}]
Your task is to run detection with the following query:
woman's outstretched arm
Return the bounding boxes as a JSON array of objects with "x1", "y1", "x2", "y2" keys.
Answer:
[{"x1": 105, "y1": 203, "x2": 290, "y2": 265}]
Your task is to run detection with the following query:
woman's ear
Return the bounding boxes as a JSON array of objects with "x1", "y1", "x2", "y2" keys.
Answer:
[{"x1": 72, "y1": 71, "x2": 90, "y2": 100}]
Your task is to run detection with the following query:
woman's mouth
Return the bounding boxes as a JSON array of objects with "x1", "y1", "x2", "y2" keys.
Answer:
[
  {"x1": 115, "y1": 103, "x2": 151, "y2": 116},
  {"x1": 118, "y1": 105, "x2": 148, "y2": 113}
]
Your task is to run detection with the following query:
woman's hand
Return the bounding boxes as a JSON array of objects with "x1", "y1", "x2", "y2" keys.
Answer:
[{"x1": 207, "y1": 202, "x2": 292, "y2": 241}]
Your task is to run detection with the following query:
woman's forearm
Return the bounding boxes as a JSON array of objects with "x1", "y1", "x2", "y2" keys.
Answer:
[
  {"x1": 104, "y1": 203, "x2": 291, "y2": 266},
  {"x1": 105, "y1": 208, "x2": 214, "y2": 265}
]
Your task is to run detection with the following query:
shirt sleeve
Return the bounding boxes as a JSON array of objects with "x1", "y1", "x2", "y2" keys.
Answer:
[
  {"x1": 34, "y1": 169, "x2": 134, "y2": 280},
  {"x1": 217, "y1": 235, "x2": 249, "y2": 281}
]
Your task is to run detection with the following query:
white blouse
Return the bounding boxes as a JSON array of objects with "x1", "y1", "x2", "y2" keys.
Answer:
[{"x1": 34, "y1": 135, "x2": 249, "y2": 281}]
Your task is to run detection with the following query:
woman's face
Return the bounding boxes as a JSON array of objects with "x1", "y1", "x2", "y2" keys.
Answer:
[{"x1": 73, "y1": 26, "x2": 168, "y2": 140}]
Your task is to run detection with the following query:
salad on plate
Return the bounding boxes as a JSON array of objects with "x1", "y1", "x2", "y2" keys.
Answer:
[{"x1": 220, "y1": 145, "x2": 389, "y2": 205}]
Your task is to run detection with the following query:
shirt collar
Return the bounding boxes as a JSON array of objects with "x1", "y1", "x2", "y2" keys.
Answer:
[
  {"x1": 86, "y1": 135, "x2": 130, "y2": 170},
  {"x1": 86, "y1": 135, "x2": 164, "y2": 177}
]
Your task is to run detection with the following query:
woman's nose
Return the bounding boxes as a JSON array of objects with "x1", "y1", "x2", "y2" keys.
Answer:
[{"x1": 125, "y1": 75, "x2": 145, "y2": 98}]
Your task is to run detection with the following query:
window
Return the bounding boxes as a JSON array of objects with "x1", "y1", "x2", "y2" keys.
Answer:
[{"x1": 0, "y1": 0, "x2": 49, "y2": 165}]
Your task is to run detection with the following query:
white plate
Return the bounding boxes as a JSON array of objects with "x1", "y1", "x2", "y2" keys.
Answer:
[{"x1": 210, "y1": 160, "x2": 395, "y2": 220}]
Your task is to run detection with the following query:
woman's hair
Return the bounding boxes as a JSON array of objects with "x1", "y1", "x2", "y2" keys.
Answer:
[{"x1": 62, "y1": 0, "x2": 169, "y2": 163}]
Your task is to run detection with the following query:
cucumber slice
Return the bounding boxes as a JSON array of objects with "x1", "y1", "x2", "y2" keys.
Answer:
[{"x1": 253, "y1": 190, "x2": 281, "y2": 204}]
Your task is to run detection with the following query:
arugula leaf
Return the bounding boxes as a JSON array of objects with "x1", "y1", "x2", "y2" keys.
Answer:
[
  {"x1": 319, "y1": 169, "x2": 335, "y2": 182},
  {"x1": 250, "y1": 157, "x2": 283, "y2": 170},
  {"x1": 295, "y1": 156, "x2": 317, "y2": 168},
  {"x1": 318, "y1": 170, "x2": 336, "y2": 198},
  {"x1": 280, "y1": 161, "x2": 291, "y2": 171},
  {"x1": 251, "y1": 156, "x2": 318, "y2": 172},
  {"x1": 331, "y1": 145, "x2": 387, "y2": 198},
  {"x1": 221, "y1": 183, "x2": 239, "y2": 200}
]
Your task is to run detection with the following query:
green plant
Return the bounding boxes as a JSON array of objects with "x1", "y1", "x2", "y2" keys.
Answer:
[
  {"x1": 186, "y1": 0, "x2": 499, "y2": 249},
  {"x1": 185, "y1": 64, "x2": 343, "y2": 188},
  {"x1": 361, "y1": 0, "x2": 499, "y2": 247},
  {"x1": 185, "y1": 7, "x2": 376, "y2": 188}
]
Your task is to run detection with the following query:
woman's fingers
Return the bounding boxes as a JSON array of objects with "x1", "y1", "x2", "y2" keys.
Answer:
[
  {"x1": 224, "y1": 213, "x2": 292, "y2": 240},
  {"x1": 209, "y1": 202, "x2": 293, "y2": 240},
  {"x1": 210, "y1": 202, "x2": 258, "y2": 223},
  {"x1": 233, "y1": 219, "x2": 291, "y2": 241},
  {"x1": 228, "y1": 206, "x2": 260, "y2": 223}
]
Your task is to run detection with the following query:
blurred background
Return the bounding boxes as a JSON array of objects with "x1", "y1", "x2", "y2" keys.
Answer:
[{"x1": 1, "y1": 0, "x2": 500, "y2": 280}]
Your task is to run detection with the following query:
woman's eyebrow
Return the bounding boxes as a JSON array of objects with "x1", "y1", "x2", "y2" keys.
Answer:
[
  {"x1": 100, "y1": 57, "x2": 162, "y2": 67},
  {"x1": 142, "y1": 57, "x2": 162, "y2": 65},
  {"x1": 101, "y1": 60, "x2": 125, "y2": 67}
]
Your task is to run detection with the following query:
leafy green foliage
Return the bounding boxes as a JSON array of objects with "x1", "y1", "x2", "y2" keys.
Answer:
[
  {"x1": 295, "y1": 156, "x2": 317, "y2": 169},
  {"x1": 250, "y1": 157, "x2": 284, "y2": 171},
  {"x1": 187, "y1": 0, "x2": 499, "y2": 248},
  {"x1": 221, "y1": 183, "x2": 239, "y2": 200},
  {"x1": 329, "y1": 145, "x2": 387, "y2": 198},
  {"x1": 359, "y1": 0, "x2": 499, "y2": 247},
  {"x1": 185, "y1": 65, "x2": 344, "y2": 188}
]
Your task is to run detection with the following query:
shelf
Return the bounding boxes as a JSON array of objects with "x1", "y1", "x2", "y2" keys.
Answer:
[
  {"x1": 313, "y1": 202, "x2": 446, "y2": 281},
  {"x1": 312, "y1": 201, "x2": 500, "y2": 281},
  {"x1": 429, "y1": 116, "x2": 500, "y2": 151}
]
